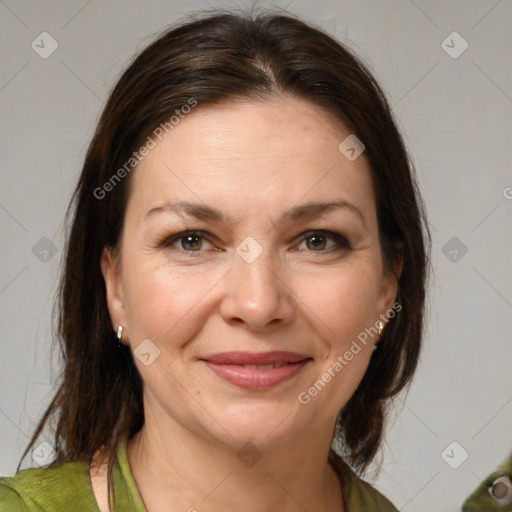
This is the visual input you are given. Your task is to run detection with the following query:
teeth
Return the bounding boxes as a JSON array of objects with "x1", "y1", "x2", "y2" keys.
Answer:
[{"x1": 242, "y1": 363, "x2": 285, "y2": 370}]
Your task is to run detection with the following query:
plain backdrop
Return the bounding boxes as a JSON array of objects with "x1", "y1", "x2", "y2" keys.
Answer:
[{"x1": 1, "y1": 1, "x2": 511, "y2": 511}]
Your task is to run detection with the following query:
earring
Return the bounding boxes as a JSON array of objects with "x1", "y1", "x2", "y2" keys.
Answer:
[
  {"x1": 115, "y1": 325, "x2": 124, "y2": 349},
  {"x1": 377, "y1": 320, "x2": 385, "y2": 337}
]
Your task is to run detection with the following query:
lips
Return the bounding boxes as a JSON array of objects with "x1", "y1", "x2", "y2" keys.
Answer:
[
  {"x1": 201, "y1": 351, "x2": 310, "y2": 365},
  {"x1": 200, "y1": 351, "x2": 312, "y2": 390}
]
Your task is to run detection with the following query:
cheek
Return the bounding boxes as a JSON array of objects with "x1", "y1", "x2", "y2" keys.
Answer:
[
  {"x1": 298, "y1": 262, "x2": 381, "y2": 342},
  {"x1": 122, "y1": 262, "x2": 218, "y2": 343},
  {"x1": 297, "y1": 268, "x2": 378, "y2": 415}
]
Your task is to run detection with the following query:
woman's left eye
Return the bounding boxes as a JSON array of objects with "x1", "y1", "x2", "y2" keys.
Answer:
[{"x1": 296, "y1": 230, "x2": 350, "y2": 252}]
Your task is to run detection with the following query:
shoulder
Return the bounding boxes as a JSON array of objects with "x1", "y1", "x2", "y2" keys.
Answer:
[
  {"x1": 329, "y1": 451, "x2": 399, "y2": 512},
  {"x1": 0, "y1": 479, "x2": 29, "y2": 511},
  {"x1": 0, "y1": 458, "x2": 97, "y2": 511},
  {"x1": 344, "y1": 470, "x2": 399, "y2": 511}
]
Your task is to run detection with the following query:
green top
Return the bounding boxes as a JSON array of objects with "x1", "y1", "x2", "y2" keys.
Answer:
[{"x1": 0, "y1": 436, "x2": 398, "y2": 511}]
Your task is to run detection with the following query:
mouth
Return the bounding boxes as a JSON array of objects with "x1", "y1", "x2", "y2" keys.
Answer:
[{"x1": 199, "y1": 351, "x2": 313, "y2": 391}]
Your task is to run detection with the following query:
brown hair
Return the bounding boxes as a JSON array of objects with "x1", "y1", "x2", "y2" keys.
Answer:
[{"x1": 19, "y1": 7, "x2": 430, "y2": 503}]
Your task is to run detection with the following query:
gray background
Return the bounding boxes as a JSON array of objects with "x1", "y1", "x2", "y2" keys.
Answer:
[{"x1": 1, "y1": 1, "x2": 511, "y2": 510}]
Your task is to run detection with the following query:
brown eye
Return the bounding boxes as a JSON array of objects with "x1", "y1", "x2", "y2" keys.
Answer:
[
  {"x1": 161, "y1": 230, "x2": 213, "y2": 252},
  {"x1": 298, "y1": 230, "x2": 350, "y2": 252},
  {"x1": 305, "y1": 234, "x2": 328, "y2": 250},
  {"x1": 180, "y1": 234, "x2": 203, "y2": 251}
]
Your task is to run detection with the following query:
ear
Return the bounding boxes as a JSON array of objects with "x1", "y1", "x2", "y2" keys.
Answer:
[
  {"x1": 376, "y1": 248, "x2": 403, "y2": 318},
  {"x1": 100, "y1": 246, "x2": 127, "y2": 341}
]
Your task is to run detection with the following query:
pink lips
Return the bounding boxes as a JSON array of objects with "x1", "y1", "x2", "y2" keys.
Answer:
[{"x1": 200, "y1": 351, "x2": 312, "y2": 391}]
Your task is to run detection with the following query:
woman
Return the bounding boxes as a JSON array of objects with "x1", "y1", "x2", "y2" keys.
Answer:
[{"x1": 0, "y1": 9, "x2": 430, "y2": 511}]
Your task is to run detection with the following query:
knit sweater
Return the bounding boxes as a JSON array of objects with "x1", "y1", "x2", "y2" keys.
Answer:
[{"x1": 0, "y1": 436, "x2": 398, "y2": 511}]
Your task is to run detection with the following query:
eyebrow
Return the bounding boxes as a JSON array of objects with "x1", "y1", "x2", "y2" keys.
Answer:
[{"x1": 144, "y1": 199, "x2": 366, "y2": 228}]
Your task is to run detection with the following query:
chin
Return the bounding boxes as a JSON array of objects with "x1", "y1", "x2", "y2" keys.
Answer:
[{"x1": 204, "y1": 404, "x2": 308, "y2": 450}]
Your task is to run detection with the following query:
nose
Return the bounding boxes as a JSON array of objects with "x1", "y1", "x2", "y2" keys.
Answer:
[{"x1": 219, "y1": 243, "x2": 295, "y2": 331}]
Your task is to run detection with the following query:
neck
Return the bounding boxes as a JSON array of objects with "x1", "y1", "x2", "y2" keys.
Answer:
[{"x1": 127, "y1": 414, "x2": 344, "y2": 512}]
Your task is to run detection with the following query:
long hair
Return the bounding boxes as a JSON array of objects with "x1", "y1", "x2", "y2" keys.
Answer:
[{"x1": 19, "y1": 8, "x2": 431, "y2": 504}]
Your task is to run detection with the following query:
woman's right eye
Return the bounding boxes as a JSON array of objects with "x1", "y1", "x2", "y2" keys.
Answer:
[{"x1": 160, "y1": 231, "x2": 214, "y2": 252}]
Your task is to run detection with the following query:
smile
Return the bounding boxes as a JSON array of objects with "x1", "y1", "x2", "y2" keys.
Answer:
[{"x1": 200, "y1": 351, "x2": 312, "y2": 391}]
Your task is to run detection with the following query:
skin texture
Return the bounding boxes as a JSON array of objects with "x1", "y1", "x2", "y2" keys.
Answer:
[{"x1": 100, "y1": 95, "x2": 400, "y2": 512}]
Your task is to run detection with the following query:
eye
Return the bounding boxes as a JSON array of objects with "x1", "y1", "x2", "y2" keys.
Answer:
[
  {"x1": 159, "y1": 229, "x2": 350, "y2": 254},
  {"x1": 161, "y1": 230, "x2": 213, "y2": 252},
  {"x1": 297, "y1": 230, "x2": 350, "y2": 252}
]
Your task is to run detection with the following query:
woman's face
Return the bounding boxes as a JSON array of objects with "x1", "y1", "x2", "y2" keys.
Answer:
[{"x1": 102, "y1": 96, "x2": 399, "y2": 450}]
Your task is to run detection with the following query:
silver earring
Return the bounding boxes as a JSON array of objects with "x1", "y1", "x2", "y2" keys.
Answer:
[{"x1": 115, "y1": 325, "x2": 124, "y2": 348}]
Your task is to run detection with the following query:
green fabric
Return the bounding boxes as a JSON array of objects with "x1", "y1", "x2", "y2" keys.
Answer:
[
  {"x1": 462, "y1": 455, "x2": 512, "y2": 511},
  {"x1": 0, "y1": 435, "x2": 146, "y2": 512},
  {"x1": 0, "y1": 436, "x2": 398, "y2": 511},
  {"x1": 329, "y1": 450, "x2": 399, "y2": 511}
]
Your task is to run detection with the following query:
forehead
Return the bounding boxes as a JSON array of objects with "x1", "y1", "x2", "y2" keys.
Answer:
[
  {"x1": 127, "y1": 96, "x2": 375, "y2": 224},
  {"x1": 141, "y1": 96, "x2": 352, "y2": 163}
]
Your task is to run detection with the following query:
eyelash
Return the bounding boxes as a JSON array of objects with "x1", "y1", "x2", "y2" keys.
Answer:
[{"x1": 159, "y1": 229, "x2": 351, "y2": 254}]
